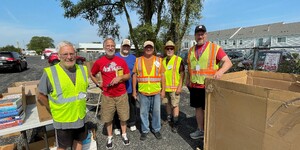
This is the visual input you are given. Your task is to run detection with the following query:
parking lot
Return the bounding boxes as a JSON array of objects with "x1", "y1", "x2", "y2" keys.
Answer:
[{"x1": 0, "y1": 56, "x2": 202, "y2": 150}]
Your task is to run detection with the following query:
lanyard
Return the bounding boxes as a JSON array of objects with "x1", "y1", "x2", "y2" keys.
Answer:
[{"x1": 195, "y1": 42, "x2": 207, "y2": 60}]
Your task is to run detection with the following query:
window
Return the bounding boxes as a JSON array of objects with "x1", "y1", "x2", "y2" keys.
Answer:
[
  {"x1": 233, "y1": 40, "x2": 236, "y2": 45},
  {"x1": 240, "y1": 40, "x2": 243, "y2": 45},
  {"x1": 184, "y1": 42, "x2": 189, "y2": 48},
  {"x1": 225, "y1": 40, "x2": 227, "y2": 45},
  {"x1": 277, "y1": 37, "x2": 286, "y2": 43},
  {"x1": 258, "y1": 38, "x2": 263, "y2": 46}
]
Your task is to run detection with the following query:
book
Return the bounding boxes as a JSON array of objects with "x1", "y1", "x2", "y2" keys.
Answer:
[
  {"x1": 0, "y1": 111, "x2": 25, "y2": 124},
  {"x1": 0, "y1": 105, "x2": 21, "y2": 112},
  {"x1": 0, "y1": 94, "x2": 22, "y2": 100},
  {"x1": 0, "y1": 119, "x2": 23, "y2": 130},
  {"x1": 0, "y1": 97, "x2": 22, "y2": 108},
  {"x1": 0, "y1": 106, "x2": 23, "y2": 119}
]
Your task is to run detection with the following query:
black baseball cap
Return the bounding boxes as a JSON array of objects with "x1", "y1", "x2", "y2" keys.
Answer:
[{"x1": 195, "y1": 25, "x2": 207, "y2": 33}]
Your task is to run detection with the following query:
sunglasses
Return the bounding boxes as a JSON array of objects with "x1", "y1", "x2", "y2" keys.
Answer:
[{"x1": 166, "y1": 48, "x2": 174, "y2": 51}]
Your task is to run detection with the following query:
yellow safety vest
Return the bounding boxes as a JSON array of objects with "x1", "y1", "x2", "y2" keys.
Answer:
[
  {"x1": 45, "y1": 64, "x2": 88, "y2": 122},
  {"x1": 135, "y1": 56, "x2": 162, "y2": 95},
  {"x1": 187, "y1": 42, "x2": 219, "y2": 84},
  {"x1": 163, "y1": 55, "x2": 182, "y2": 92}
]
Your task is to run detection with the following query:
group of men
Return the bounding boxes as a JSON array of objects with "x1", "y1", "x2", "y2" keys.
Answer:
[{"x1": 37, "y1": 24, "x2": 232, "y2": 150}]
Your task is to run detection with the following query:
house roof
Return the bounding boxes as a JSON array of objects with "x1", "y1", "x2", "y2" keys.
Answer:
[{"x1": 203, "y1": 21, "x2": 300, "y2": 40}]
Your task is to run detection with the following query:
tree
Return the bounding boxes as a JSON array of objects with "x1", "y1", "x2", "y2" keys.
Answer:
[
  {"x1": 60, "y1": 0, "x2": 203, "y2": 53},
  {"x1": 164, "y1": 0, "x2": 202, "y2": 50},
  {"x1": 0, "y1": 45, "x2": 20, "y2": 52},
  {"x1": 27, "y1": 36, "x2": 55, "y2": 54}
]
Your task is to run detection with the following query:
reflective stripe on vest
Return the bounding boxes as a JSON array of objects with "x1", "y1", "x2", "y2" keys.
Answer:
[
  {"x1": 136, "y1": 56, "x2": 162, "y2": 94},
  {"x1": 48, "y1": 65, "x2": 87, "y2": 104},
  {"x1": 163, "y1": 55, "x2": 181, "y2": 92},
  {"x1": 187, "y1": 42, "x2": 219, "y2": 84}
]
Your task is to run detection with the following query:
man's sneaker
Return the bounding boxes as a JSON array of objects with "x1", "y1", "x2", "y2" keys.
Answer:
[
  {"x1": 114, "y1": 129, "x2": 121, "y2": 135},
  {"x1": 106, "y1": 138, "x2": 113, "y2": 149},
  {"x1": 140, "y1": 133, "x2": 148, "y2": 141},
  {"x1": 153, "y1": 131, "x2": 162, "y2": 140},
  {"x1": 122, "y1": 135, "x2": 130, "y2": 145},
  {"x1": 130, "y1": 125, "x2": 137, "y2": 131},
  {"x1": 172, "y1": 125, "x2": 178, "y2": 133},
  {"x1": 190, "y1": 129, "x2": 204, "y2": 139},
  {"x1": 167, "y1": 115, "x2": 172, "y2": 122}
]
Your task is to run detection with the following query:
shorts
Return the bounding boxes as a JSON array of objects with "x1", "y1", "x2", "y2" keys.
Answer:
[
  {"x1": 162, "y1": 92, "x2": 180, "y2": 107},
  {"x1": 101, "y1": 93, "x2": 129, "y2": 123},
  {"x1": 189, "y1": 87, "x2": 206, "y2": 109},
  {"x1": 56, "y1": 124, "x2": 87, "y2": 149}
]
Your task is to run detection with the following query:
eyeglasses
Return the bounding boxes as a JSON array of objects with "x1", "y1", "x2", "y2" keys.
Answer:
[
  {"x1": 60, "y1": 53, "x2": 76, "y2": 58},
  {"x1": 165, "y1": 48, "x2": 174, "y2": 51}
]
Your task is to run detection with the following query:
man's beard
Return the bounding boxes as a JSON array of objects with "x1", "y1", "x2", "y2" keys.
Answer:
[
  {"x1": 197, "y1": 39, "x2": 204, "y2": 45},
  {"x1": 106, "y1": 50, "x2": 115, "y2": 57}
]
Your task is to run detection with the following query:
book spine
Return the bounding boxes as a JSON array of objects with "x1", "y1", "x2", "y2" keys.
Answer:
[
  {"x1": 0, "y1": 120, "x2": 23, "y2": 129},
  {"x1": 0, "y1": 106, "x2": 18, "y2": 112},
  {"x1": 0, "y1": 112, "x2": 19, "y2": 119}
]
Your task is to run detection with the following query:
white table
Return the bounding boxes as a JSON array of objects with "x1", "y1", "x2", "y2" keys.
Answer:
[{"x1": 0, "y1": 104, "x2": 53, "y2": 150}]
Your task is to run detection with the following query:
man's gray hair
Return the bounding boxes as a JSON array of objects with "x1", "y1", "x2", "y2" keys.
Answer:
[
  {"x1": 103, "y1": 38, "x2": 115, "y2": 48},
  {"x1": 57, "y1": 41, "x2": 75, "y2": 53}
]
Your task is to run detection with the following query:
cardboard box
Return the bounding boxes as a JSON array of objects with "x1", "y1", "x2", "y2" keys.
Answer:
[
  {"x1": 36, "y1": 89, "x2": 52, "y2": 122},
  {"x1": 0, "y1": 144, "x2": 17, "y2": 150},
  {"x1": 204, "y1": 71, "x2": 300, "y2": 150},
  {"x1": 7, "y1": 80, "x2": 39, "y2": 96}
]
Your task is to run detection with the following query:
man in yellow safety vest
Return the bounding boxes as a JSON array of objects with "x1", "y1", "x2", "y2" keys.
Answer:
[
  {"x1": 38, "y1": 41, "x2": 89, "y2": 150},
  {"x1": 162, "y1": 40, "x2": 185, "y2": 133},
  {"x1": 132, "y1": 41, "x2": 166, "y2": 141},
  {"x1": 187, "y1": 25, "x2": 232, "y2": 140}
]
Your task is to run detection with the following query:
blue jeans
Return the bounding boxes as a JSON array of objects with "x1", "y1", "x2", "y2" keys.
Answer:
[{"x1": 139, "y1": 93, "x2": 161, "y2": 133}]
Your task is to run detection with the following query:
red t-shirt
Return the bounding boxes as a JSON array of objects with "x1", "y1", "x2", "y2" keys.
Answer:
[
  {"x1": 190, "y1": 42, "x2": 227, "y2": 88},
  {"x1": 91, "y1": 55, "x2": 130, "y2": 97}
]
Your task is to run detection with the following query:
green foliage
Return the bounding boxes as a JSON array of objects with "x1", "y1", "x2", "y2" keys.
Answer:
[
  {"x1": 60, "y1": 0, "x2": 204, "y2": 53},
  {"x1": 0, "y1": 45, "x2": 21, "y2": 52},
  {"x1": 27, "y1": 36, "x2": 55, "y2": 54}
]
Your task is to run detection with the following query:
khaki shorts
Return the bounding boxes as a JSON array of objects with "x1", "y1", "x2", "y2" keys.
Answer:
[
  {"x1": 162, "y1": 92, "x2": 180, "y2": 107},
  {"x1": 101, "y1": 93, "x2": 129, "y2": 123}
]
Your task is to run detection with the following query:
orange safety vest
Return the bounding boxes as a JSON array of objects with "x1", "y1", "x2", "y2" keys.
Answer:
[
  {"x1": 135, "y1": 56, "x2": 162, "y2": 95},
  {"x1": 187, "y1": 42, "x2": 219, "y2": 84}
]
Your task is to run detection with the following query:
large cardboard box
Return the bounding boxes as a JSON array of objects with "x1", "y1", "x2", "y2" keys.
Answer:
[
  {"x1": 204, "y1": 71, "x2": 300, "y2": 150},
  {"x1": 7, "y1": 80, "x2": 39, "y2": 96}
]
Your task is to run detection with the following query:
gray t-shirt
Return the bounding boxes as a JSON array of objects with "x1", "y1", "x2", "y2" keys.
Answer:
[{"x1": 38, "y1": 65, "x2": 86, "y2": 129}]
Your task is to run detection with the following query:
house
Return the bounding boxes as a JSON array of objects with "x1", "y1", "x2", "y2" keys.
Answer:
[{"x1": 181, "y1": 22, "x2": 300, "y2": 53}]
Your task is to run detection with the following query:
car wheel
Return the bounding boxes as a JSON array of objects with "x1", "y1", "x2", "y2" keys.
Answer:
[
  {"x1": 76, "y1": 60, "x2": 83, "y2": 65},
  {"x1": 51, "y1": 60, "x2": 60, "y2": 66},
  {"x1": 16, "y1": 64, "x2": 22, "y2": 72}
]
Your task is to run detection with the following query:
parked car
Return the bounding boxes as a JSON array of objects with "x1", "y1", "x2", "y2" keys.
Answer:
[
  {"x1": 48, "y1": 53, "x2": 86, "y2": 66},
  {"x1": 0, "y1": 51, "x2": 28, "y2": 72},
  {"x1": 227, "y1": 51, "x2": 245, "y2": 62},
  {"x1": 238, "y1": 50, "x2": 295, "y2": 71}
]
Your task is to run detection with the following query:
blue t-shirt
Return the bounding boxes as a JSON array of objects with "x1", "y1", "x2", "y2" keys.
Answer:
[{"x1": 115, "y1": 52, "x2": 136, "y2": 93}]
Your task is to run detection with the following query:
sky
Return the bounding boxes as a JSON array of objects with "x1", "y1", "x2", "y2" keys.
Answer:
[{"x1": 1, "y1": 0, "x2": 300, "y2": 49}]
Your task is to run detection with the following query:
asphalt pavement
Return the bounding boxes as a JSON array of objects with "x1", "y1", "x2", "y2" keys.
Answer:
[{"x1": 0, "y1": 56, "x2": 203, "y2": 150}]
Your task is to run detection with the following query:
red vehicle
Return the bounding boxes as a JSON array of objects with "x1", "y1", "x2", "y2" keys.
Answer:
[{"x1": 48, "y1": 53, "x2": 86, "y2": 66}]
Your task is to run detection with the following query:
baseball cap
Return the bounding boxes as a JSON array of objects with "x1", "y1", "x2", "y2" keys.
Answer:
[
  {"x1": 122, "y1": 39, "x2": 130, "y2": 46},
  {"x1": 143, "y1": 41, "x2": 154, "y2": 48},
  {"x1": 164, "y1": 40, "x2": 175, "y2": 48},
  {"x1": 195, "y1": 25, "x2": 207, "y2": 33}
]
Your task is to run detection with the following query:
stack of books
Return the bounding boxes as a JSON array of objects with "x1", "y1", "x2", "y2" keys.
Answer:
[{"x1": 0, "y1": 94, "x2": 25, "y2": 130}]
